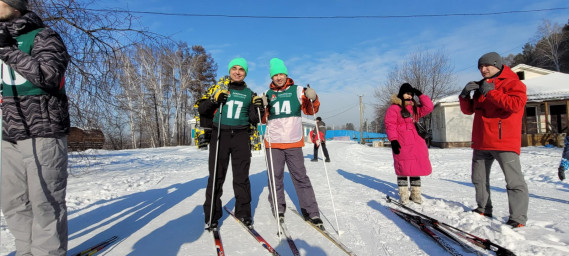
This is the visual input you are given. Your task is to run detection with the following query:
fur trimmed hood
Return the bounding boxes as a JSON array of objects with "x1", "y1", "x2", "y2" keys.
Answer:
[
  {"x1": 390, "y1": 94, "x2": 402, "y2": 105},
  {"x1": 390, "y1": 94, "x2": 415, "y2": 107}
]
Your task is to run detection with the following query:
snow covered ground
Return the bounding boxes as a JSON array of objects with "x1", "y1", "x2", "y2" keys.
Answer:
[{"x1": 2, "y1": 141, "x2": 568, "y2": 256}]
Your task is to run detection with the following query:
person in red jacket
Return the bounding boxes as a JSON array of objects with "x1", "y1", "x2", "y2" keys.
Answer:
[{"x1": 459, "y1": 52, "x2": 529, "y2": 228}]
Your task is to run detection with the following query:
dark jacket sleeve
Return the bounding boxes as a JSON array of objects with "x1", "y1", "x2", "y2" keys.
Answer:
[
  {"x1": 248, "y1": 103, "x2": 262, "y2": 124},
  {"x1": 0, "y1": 27, "x2": 69, "y2": 92},
  {"x1": 198, "y1": 99, "x2": 218, "y2": 128}
]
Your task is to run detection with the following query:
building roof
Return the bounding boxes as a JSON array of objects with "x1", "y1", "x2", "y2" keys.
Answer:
[
  {"x1": 511, "y1": 64, "x2": 556, "y2": 78},
  {"x1": 524, "y1": 72, "x2": 569, "y2": 101}
]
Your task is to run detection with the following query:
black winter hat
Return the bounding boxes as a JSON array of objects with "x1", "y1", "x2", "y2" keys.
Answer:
[
  {"x1": 397, "y1": 83, "x2": 414, "y2": 99},
  {"x1": 316, "y1": 117, "x2": 322, "y2": 121},
  {"x1": 478, "y1": 52, "x2": 503, "y2": 70}
]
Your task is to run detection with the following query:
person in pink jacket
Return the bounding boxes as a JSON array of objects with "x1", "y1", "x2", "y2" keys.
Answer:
[{"x1": 384, "y1": 83, "x2": 434, "y2": 204}]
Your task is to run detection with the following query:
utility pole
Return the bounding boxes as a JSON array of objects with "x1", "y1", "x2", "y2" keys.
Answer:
[{"x1": 359, "y1": 95, "x2": 364, "y2": 144}]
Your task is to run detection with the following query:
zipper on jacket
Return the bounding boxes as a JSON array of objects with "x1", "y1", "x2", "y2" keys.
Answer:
[{"x1": 499, "y1": 120, "x2": 502, "y2": 139}]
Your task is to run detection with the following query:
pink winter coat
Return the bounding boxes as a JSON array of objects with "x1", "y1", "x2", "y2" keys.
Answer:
[{"x1": 384, "y1": 94, "x2": 434, "y2": 177}]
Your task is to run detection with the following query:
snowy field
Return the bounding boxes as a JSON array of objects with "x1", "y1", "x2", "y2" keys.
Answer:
[{"x1": 1, "y1": 140, "x2": 568, "y2": 256}]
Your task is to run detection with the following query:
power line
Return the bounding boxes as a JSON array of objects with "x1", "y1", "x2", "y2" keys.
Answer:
[
  {"x1": 319, "y1": 103, "x2": 359, "y2": 120},
  {"x1": 79, "y1": 7, "x2": 569, "y2": 20}
]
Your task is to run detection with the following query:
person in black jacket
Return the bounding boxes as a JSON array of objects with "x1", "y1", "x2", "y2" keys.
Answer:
[
  {"x1": 0, "y1": 1, "x2": 71, "y2": 255},
  {"x1": 200, "y1": 58, "x2": 265, "y2": 230}
]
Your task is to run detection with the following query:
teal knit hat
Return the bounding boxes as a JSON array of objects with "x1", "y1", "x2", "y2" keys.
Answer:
[
  {"x1": 270, "y1": 58, "x2": 288, "y2": 78},
  {"x1": 228, "y1": 58, "x2": 248, "y2": 75}
]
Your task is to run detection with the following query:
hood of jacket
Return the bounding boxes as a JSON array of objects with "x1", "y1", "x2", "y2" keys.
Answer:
[
  {"x1": 490, "y1": 65, "x2": 519, "y2": 84},
  {"x1": 269, "y1": 77, "x2": 295, "y2": 91},
  {"x1": 1, "y1": 11, "x2": 44, "y2": 37},
  {"x1": 229, "y1": 80, "x2": 247, "y2": 90},
  {"x1": 390, "y1": 94, "x2": 416, "y2": 107}
]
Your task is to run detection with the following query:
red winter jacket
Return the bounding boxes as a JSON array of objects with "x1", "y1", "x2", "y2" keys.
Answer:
[
  {"x1": 459, "y1": 65, "x2": 527, "y2": 154},
  {"x1": 309, "y1": 130, "x2": 324, "y2": 144}
]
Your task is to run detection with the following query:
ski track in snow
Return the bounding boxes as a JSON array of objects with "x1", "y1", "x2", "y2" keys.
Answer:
[{"x1": 1, "y1": 141, "x2": 569, "y2": 256}]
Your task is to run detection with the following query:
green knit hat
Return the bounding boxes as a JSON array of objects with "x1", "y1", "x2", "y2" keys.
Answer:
[
  {"x1": 270, "y1": 58, "x2": 288, "y2": 78},
  {"x1": 228, "y1": 58, "x2": 248, "y2": 75}
]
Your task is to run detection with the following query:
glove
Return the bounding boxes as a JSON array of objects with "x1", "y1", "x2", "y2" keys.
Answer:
[
  {"x1": 304, "y1": 87, "x2": 317, "y2": 101},
  {"x1": 411, "y1": 88, "x2": 422, "y2": 96},
  {"x1": 460, "y1": 81, "x2": 480, "y2": 98},
  {"x1": 390, "y1": 140, "x2": 401, "y2": 155},
  {"x1": 479, "y1": 80, "x2": 495, "y2": 96},
  {"x1": 0, "y1": 26, "x2": 15, "y2": 48},
  {"x1": 214, "y1": 90, "x2": 229, "y2": 104},
  {"x1": 252, "y1": 95, "x2": 264, "y2": 108},
  {"x1": 261, "y1": 94, "x2": 268, "y2": 106}
]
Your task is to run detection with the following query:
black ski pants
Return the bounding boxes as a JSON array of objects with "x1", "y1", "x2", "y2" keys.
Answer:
[
  {"x1": 313, "y1": 142, "x2": 330, "y2": 160},
  {"x1": 203, "y1": 128, "x2": 252, "y2": 224}
]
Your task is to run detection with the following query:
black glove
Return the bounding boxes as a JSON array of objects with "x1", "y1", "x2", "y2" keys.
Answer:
[
  {"x1": 479, "y1": 80, "x2": 495, "y2": 96},
  {"x1": 252, "y1": 95, "x2": 264, "y2": 108},
  {"x1": 412, "y1": 88, "x2": 422, "y2": 96},
  {"x1": 214, "y1": 90, "x2": 229, "y2": 104},
  {"x1": 390, "y1": 140, "x2": 401, "y2": 155},
  {"x1": 460, "y1": 81, "x2": 480, "y2": 98},
  {"x1": 0, "y1": 26, "x2": 15, "y2": 48}
]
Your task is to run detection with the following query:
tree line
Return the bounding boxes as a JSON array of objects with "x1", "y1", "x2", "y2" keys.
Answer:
[
  {"x1": 506, "y1": 20, "x2": 569, "y2": 73},
  {"x1": 32, "y1": 1, "x2": 216, "y2": 149}
]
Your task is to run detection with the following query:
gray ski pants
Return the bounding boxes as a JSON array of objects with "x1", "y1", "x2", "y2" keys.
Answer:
[
  {"x1": 265, "y1": 147, "x2": 320, "y2": 219},
  {"x1": 1, "y1": 137, "x2": 68, "y2": 256},
  {"x1": 471, "y1": 150, "x2": 529, "y2": 225}
]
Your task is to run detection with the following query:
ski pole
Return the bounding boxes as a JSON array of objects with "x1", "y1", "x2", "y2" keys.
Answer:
[
  {"x1": 257, "y1": 107, "x2": 282, "y2": 238},
  {"x1": 308, "y1": 87, "x2": 341, "y2": 236},
  {"x1": 207, "y1": 102, "x2": 224, "y2": 229}
]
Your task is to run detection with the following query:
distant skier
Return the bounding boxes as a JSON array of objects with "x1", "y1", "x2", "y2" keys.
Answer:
[
  {"x1": 310, "y1": 117, "x2": 330, "y2": 162},
  {"x1": 559, "y1": 134, "x2": 569, "y2": 181},
  {"x1": 459, "y1": 52, "x2": 529, "y2": 228},
  {"x1": 261, "y1": 58, "x2": 324, "y2": 228},
  {"x1": 385, "y1": 83, "x2": 433, "y2": 204},
  {"x1": 200, "y1": 58, "x2": 264, "y2": 230}
]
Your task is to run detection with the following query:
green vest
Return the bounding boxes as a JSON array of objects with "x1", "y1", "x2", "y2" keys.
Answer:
[
  {"x1": 266, "y1": 84, "x2": 302, "y2": 120},
  {"x1": 213, "y1": 87, "x2": 254, "y2": 126},
  {"x1": 1, "y1": 28, "x2": 65, "y2": 97}
]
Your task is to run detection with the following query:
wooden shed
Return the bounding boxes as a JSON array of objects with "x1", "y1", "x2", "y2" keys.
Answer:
[{"x1": 68, "y1": 127, "x2": 105, "y2": 151}]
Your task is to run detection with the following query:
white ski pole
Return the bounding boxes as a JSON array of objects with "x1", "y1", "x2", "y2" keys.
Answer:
[
  {"x1": 309, "y1": 95, "x2": 341, "y2": 236},
  {"x1": 207, "y1": 102, "x2": 224, "y2": 229},
  {"x1": 257, "y1": 107, "x2": 282, "y2": 238}
]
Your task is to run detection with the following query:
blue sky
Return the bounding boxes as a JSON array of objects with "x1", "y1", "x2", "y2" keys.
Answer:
[{"x1": 96, "y1": 0, "x2": 567, "y2": 128}]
